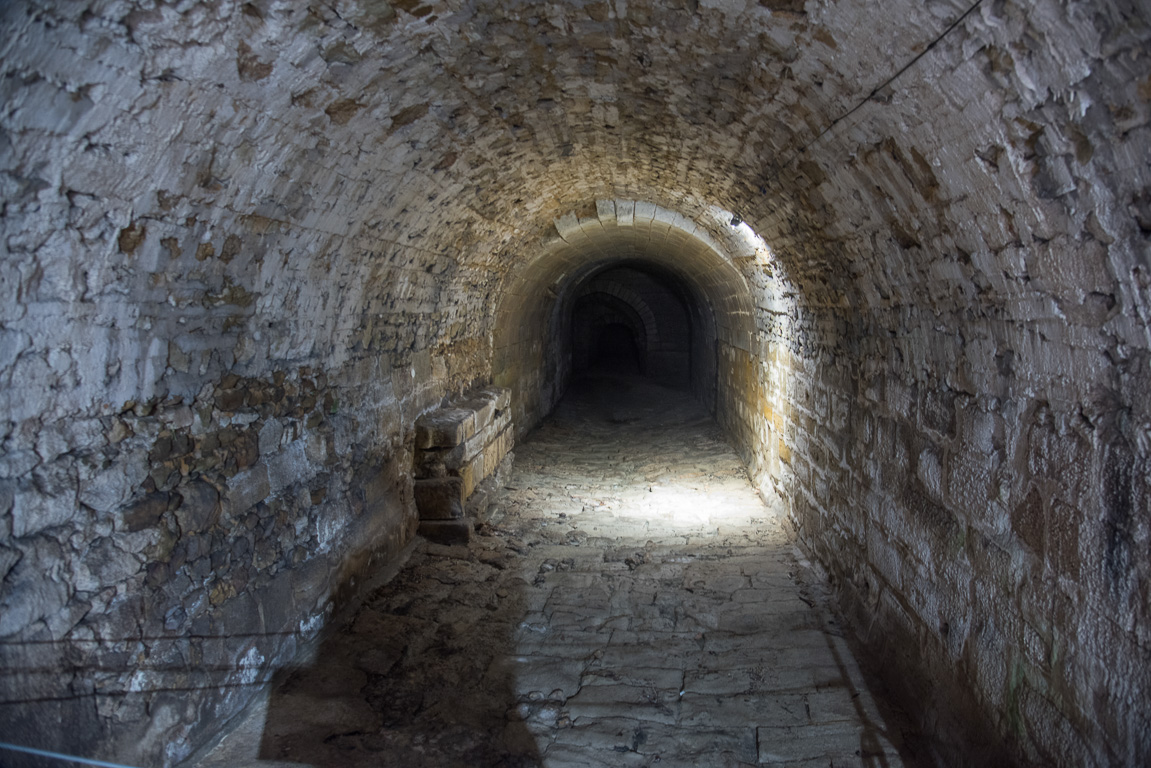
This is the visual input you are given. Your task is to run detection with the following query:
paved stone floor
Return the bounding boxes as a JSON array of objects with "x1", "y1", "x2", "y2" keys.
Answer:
[{"x1": 195, "y1": 374, "x2": 924, "y2": 767}]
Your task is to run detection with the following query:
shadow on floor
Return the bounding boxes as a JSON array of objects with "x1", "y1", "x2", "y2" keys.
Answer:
[{"x1": 254, "y1": 540, "x2": 540, "y2": 768}]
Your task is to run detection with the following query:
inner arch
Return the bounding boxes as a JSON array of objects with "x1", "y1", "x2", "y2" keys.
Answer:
[
  {"x1": 492, "y1": 200, "x2": 756, "y2": 438},
  {"x1": 573, "y1": 293, "x2": 649, "y2": 375}
]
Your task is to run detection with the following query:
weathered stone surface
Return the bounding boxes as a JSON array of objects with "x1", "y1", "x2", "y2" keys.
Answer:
[
  {"x1": 413, "y1": 477, "x2": 465, "y2": 520},
  {"x1": 0, "y1": 559, "x2": 69, "y2": 637},
  {"x1": 77, "y1": 537, "x2": 142, "y2": 591},
  {"x1": 122, "y1": 493, "x2": 170, "y2": 533},
  {"x1": 174, "y1": 480, "x2": 220, "y2": 535},
  {"x1": 413, "y1": 387, "x2": 515, "y2": 535},
  {"x1": 417, "y1": 519, "x2": 473, "y2": 545},
  {"x1": 222, "y1": 464, "x2": 270, "y2": 519},
  {"x1": 414, "y1": 408, "x2": 476, "y2": 449}
]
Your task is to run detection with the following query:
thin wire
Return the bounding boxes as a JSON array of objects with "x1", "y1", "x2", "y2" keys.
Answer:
[
  {"x1": 761, "y1": 0, "x2": 986, "y2": 191},
  {"x1": 0, "y1": 741, "x2": 143, "y2": 768}
]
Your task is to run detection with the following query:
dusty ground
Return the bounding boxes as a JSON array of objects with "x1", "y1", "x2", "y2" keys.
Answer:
[{"x1": 194, "y1": 374, "x2": 924, "y2": 767}]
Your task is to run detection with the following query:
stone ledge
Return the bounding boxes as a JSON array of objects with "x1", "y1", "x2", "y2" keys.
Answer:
[
  {"x1": 414, "y1": 407, "x2": 476, "y2": 450},
  {"x1": 412, "y1": 386, "x2": 514, "y2": 543}
]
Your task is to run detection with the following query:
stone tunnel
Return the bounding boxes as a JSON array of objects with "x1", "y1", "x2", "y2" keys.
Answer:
[{"x1": 1, "y1": 0, "x2": 1149, "y2": 765}]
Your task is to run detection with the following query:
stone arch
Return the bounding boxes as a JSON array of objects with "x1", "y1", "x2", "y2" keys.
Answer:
[
  {"x1": 576, "y1": 280, "x2": 661, "y2": 349},
  {"x1": 492, "y1": 200, "x2": 756, "y2": 436},
  {"x1": 571, "y1": 290, "x2": 652, "y2": 374}
]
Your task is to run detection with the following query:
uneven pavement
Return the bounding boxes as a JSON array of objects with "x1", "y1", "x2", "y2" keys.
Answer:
[{"x1": 195, "y1": 375, "x2": 922, "y2": 767}]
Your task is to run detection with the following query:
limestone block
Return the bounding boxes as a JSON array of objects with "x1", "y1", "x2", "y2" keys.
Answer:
[
  {"x1": 414, "y1": 408, "x2": 476, "y2": 449},
  {"x1": 482, "y1": 425, "x2": 513, "y2": 475},
  {"x1": 554, "y1": 212, "x2": 581, "y2": 241},
  {"x1": 458, "y1": 460, "x2": 477, "y2": 500},
  {"x1": 595, "y1": 199, "x2": 617, "y2": 224},
  {"x1": 174, "y1": 480, "x2": 220, "y2": 535},
  {"x1": 460, "y1": 411, "x2": 511, "y2": 464},
  {"x1": 487, "y1": 387, "x2": 512, "y2": 410},
  {"x1": 223, "y1": 463, "x2": 271, "y2": 519},
  {"x1": 120, "y1": 493, "x2": 170, "y2": 533},
  {"x1": 455, "y1": 424, "x2": 513, "y2": 499},
  {"x1": 414, "y1": 477, "x2": 465, "y2": 520},
  {"x1": 458, "y1": 396, "x2": 497, "y2": 432}
]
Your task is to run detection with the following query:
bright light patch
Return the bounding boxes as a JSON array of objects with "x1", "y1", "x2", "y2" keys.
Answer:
[
  {"x1": 564, "y1": 478, "x2": 784, "y2": 531},
  {"x1": 707, "y1": 204, "x2": 774, "y2": 265}
]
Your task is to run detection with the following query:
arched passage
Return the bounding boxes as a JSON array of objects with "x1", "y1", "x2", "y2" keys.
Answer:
[
  {"x1": 572, "y1": 292, "x2": 650, "y2": 375},
  {"x1": 572, "y1": 265, "x2": 700, "y2": 388},
  {"x1": 492, "y1": 200, "x2": 757, "y2": 442}
]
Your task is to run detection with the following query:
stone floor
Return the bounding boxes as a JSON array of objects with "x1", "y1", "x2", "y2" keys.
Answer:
[{"x1": 194, "y1": 374, "x2": 925, "y2": 767}]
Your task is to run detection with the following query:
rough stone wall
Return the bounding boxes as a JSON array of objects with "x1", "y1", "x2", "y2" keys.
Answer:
[
  {"x1": 0, "y1": 2, "x2": 488, "y2": 763},
  {"x1": 739, "y1": 1, "x2": 1151, "y2": 765},
  {"x1": 0, "y1": 361, "x2": 421, "y2": 765}
]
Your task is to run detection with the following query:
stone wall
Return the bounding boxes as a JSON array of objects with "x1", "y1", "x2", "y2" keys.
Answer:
[
  {"x1": 0, "y1": 360, "x2": 427, "y2": 766},
  {"x1": 0, "y1": 2, "x2": 488, "y2": 763},
  {"x1": 734, "y1": 2, "x2": 1151, "y2": 765}
]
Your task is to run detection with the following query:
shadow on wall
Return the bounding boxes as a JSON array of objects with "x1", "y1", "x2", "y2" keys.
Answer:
[
  {"x1": 253, "y1": 545, "x2": 540, "y2": 768},
  {"x1": 0, "y1": 397, "x2": 416, "y2": 768}
]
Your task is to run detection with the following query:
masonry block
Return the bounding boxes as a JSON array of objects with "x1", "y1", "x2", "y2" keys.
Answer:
[
  {"x1": 413, "y1": 477, "x2": 465, "y2": 520},
  {"x1": 413, "y1": 387, "x2": 515, "y2": 525},
  {"x1": 414, "y1": 408, "x2": 476, "y2": 449},
  {"x1": 459, "y1": 396, "x2": 497, "y2": 431}
]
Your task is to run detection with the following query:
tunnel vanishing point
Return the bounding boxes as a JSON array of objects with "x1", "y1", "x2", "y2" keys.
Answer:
[{"x1": 1, "y1": 0, "x2": 1150, "y2": 766}]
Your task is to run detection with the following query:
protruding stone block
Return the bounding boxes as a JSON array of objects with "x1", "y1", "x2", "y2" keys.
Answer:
[
  {"x1": 414, "y1": 408, "x2": 476, "y2": 449},
  {"x1": 460, "y1": 396, "x2": 497, "y2": 431},
  {"x1": 412, "y1": 386, "x2": 514, "y2": 529},
  {"x1": 414, "y1": 477, "x2": 465, "y2": 520},
  {"x1": 122, "y1": 492, "x2": 169, "y2": 532},
  {"x1": 485, "y1": 387, "x2": 511, "y2": 410},
  {"x1": 174, "y1": 480, "x2": 220, "y2": 534}
]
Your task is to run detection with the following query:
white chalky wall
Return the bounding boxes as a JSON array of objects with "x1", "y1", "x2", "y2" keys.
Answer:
[{"x1": 0, "y1": 0, "x2": 1148, "y2": 766}]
